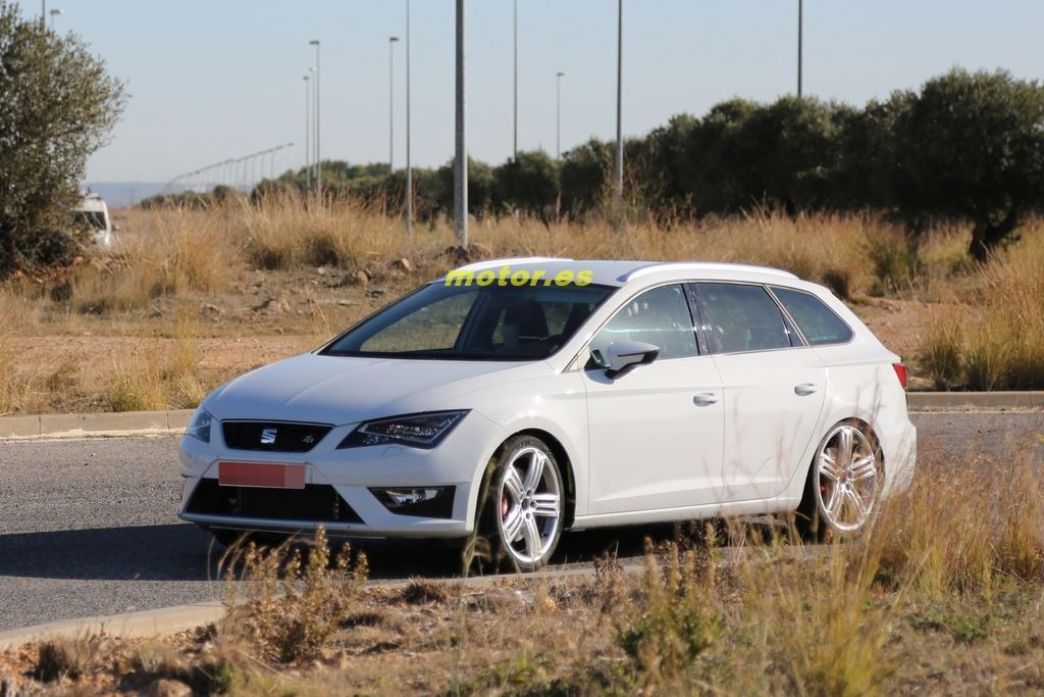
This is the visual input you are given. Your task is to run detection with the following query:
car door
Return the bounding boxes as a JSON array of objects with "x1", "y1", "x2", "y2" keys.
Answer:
[
  {"x1": 581, "y1": 284, "x2": 725, "y2": 515},
  {"x1": 689, "y1": 282, "x2": 827, "y2": 502}
]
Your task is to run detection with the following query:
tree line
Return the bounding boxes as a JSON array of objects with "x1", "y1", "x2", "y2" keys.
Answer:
[{"x1": 150, "y1": 68, "x2": 1041, "y2": 263}]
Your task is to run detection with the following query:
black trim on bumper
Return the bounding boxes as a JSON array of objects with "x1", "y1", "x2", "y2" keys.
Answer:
[{"x1": 186, "y1": 479, "x2": 363, "y2": 524}]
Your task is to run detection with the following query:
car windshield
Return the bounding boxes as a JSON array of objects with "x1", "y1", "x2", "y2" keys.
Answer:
[
  {"x1": 73, "y1": 211, "x2": 107, "y2": 231},
  {"x1": 322, "y1": 281, "x2": 614, "y2": 360}
]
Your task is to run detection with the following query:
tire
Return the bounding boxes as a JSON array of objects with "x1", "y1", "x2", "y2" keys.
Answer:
[
  {"x1": 477, "y1": 435, "x2": 566, "y2": 572},
  {"x1": 797, "y1": 421, "x2": 884, "y2": 542}
]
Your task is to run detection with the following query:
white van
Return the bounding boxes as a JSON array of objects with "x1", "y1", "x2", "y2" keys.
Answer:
[{"x1": 72, "y1": 192, "x2": 113, "y2": 249}]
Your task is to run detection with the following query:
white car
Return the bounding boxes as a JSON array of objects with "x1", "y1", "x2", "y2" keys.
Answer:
[
  {"x1": 178, "y1": 259, "x2": 916, "y2": 570},
  {"x1": 71, "y1": 193, "x2": 114, "y2": 249}
]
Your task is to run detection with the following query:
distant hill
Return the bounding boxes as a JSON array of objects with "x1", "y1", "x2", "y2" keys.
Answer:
[{"x1": 81, "y1": 182, "x2": 167, "y2": 208}]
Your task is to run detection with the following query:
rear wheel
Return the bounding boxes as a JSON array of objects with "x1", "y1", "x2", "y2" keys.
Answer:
[
  {"x1": 479, "y1": 435, "x2": 565, "y2": 572},
  {"x1": 798, "y1": 421, "x2": 883, "y2": 540}
]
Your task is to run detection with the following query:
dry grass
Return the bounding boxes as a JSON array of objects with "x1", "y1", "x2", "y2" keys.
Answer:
[
  {"x1": 919, "y1": 224, "x2": 1044, "y2": 389},
  {"x1": 0, "y1": 201, "x2": 1042, "y2": 414}
]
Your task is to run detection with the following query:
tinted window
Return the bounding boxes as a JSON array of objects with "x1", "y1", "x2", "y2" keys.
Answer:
[
  {"x1": 771, "y1": 286, "x2": 853, "y2": 345},
  {"x1": 324, "y1": 282, "x2": 612, "y2": 360},
  {"x1": 590, "y1": 284, "x2": 698, "y2": 360},
  {"x1": 693, "y1": 283, "x2": 793, "y2": 354}
]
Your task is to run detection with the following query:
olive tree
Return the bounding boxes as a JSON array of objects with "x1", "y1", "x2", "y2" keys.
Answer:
[
  {"x1": 0, "y1": 0, "x2": 125, "y2": 272},
  {"x1": 893, "y1": 69, "x2": 1044, "y2": 261}
]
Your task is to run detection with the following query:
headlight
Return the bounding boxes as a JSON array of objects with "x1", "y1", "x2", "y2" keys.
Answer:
[
  {"x1": 186, "y1": 409, "x2": 213, "y2": 443},
  {"x1": 338, "y1": 410, "x2": 468, "y2": 449}
]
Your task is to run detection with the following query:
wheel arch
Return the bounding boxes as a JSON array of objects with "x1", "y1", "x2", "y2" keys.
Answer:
[{"x1": 476, "y1": 427, "x2": 578, "y2": 531}]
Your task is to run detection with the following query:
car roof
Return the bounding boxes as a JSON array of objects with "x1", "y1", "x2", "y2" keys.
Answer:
[{"x1": 441, "y1": 257, "x2": 798, "y2": 288}]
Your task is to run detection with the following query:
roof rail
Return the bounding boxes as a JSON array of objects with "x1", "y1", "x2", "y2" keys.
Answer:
[
  {"x1": 453, "y1": 256, "x2": 573, "y2": 273},
  {"x1": 621, "y1": 262, "x2": 798, "y2": 283}
]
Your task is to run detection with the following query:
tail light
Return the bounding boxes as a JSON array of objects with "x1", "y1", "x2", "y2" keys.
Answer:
[{"x1": 892, "y1": 362, "x2": 908, "y2": 389}]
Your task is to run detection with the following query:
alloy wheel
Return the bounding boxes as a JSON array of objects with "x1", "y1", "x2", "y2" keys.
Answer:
[
  {"x1": 496, "y1": 446, "x2": 563, "y2": 567},
  {"x1": 814, "y1": 423, "x2": 881, "y2": 533}
]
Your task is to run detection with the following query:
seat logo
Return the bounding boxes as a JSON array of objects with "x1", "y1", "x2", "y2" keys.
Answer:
[{"x1": 260, "y1": 427, "x2": 278, "y2": 445}]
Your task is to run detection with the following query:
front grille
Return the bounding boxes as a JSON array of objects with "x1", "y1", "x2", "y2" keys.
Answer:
[
  {"x1": 186, "y1": 479, "x2": 364, "y2": 524},
  {"x1": 222, "y1": 421, "x2": 332, "y2": 453}
]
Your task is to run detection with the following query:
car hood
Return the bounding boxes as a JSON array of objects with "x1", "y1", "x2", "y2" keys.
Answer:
[{"x1": 203, "y1": 353, "x2": 550, "y2": 425}]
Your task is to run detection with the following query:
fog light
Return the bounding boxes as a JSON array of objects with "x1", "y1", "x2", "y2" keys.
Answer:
[
  {"x1": 371, "y1": 486, "x2": 455, "y2": 518},
  {"x1": 384, "y1": 488, "x2": 439, "y2": 505}
]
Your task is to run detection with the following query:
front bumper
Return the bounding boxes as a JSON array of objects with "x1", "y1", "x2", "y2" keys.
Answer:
[{"x1": 177, "y1": 412, "x2": 503, "y2": 540}]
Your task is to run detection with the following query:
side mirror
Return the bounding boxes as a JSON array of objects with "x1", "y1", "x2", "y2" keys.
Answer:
[{"x1": 592, "y1": 340, "x2": 661, "y2": 378}]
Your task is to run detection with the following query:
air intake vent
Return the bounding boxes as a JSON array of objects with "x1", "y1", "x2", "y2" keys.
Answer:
[{"x1": 187, "y1": 480, "x2": 363, "y2": 524}]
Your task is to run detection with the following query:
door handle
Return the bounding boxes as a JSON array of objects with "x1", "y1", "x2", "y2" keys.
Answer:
[
  {"x1": 794, "y1": 383, "x2": 818, "y2": 396},
  {"x1": 693, "y1": 392, "x2": 719, "y2": 407}
]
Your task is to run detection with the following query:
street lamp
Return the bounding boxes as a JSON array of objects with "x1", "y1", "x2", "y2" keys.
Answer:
[
  {"x1": 309, "y1": 40, "x2": 321, "y2": 203},
  {"x1": 454, "y1": 0, "x2": 467, "y2": 248},
  {"x1": 797, "y1": 0, "x2": 804, "y2": 98},
  {"x1": 555, "y1": 71, "x2": 565, "y2": 160},
  {"x1": 389, "y1": 36, "x2": 400, "y2": 174},
  {"x1": 405, "y1": 0, "x2": 413, "y2": 234},
  {"x1": 303, "y1": 74, "x2": 311, "y2": 191},
  {"x1": 49, "y1": 8, "x2": 61, "y2": 30},
  {"x1": 513, "y1": 0, "x2": 518, "y2": 160},
  {"x1": 614, "y1": 0, "x2": 624, "y2": 206}
]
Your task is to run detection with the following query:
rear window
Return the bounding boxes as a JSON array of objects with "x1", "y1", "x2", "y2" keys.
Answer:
[{"x1": 771, "y1": 286, "x2": 853, "y2": 346}]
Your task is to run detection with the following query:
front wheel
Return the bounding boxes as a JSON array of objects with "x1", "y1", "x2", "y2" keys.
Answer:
[
  {"x1": 798, "y1": 421, "x2": 883, "y2": 540},
  {"x1": 480, "y1": 435, "x2": 565, "y2": 572}
]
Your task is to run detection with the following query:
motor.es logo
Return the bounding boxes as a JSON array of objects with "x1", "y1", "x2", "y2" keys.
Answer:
[{"x1": 445, "y1": 265, "x2": 593, "y2": 288}]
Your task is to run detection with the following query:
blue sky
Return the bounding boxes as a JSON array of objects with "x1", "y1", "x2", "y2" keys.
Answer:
[{"x1": 22, "y1": 1, "x2": 1044, "y2": 182}]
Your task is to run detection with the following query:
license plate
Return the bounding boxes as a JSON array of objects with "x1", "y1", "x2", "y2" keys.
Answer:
[{"x1": 218, "y1": 462, "x2": 306, "y2": 489}]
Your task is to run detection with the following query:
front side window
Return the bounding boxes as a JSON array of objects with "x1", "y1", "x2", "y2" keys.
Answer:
[
  {"x1": 323, "y1": 282, "x2": 612, "y2": 360},
  {"x1": 692, "y1": 283, "x2": 793, "y2": 354},
  {"x1": 590, "y1": 284, "x2": 698, "y2": 361},
  {"x1": 771, "y1": 286, "x2": 854, "y2": 345}
]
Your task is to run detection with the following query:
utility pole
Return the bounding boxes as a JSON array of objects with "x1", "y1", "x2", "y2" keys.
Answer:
[
  {"x1": 513, "y1": 0, "x2": 518, "y2": 160},
  {"x1": 310, "y1": 39, "x2": 321, "y2": 205},
  {"x1": 555, "y1": 71, "x2": 565, "y2": 160},
  {"x1": 405, "y1": 0, "x2": 414, "y2": 234},
  {"x1": 613, "y1": 0, "x2": 624, "y2": 207},
  {"x1": 304, "y1": 74, "x2": 311, "y2": 192},
  {"x1": 454, "y1": 0, "x2": 468, "y2": 248},
  {"x1": 389, "y1": 36, "x2": 400, "y2": 173},
  {"x1": 797, "y1": 0, "x2": 804, "y2": 98}
]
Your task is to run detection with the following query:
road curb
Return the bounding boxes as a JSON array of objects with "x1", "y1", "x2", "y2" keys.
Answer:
[
  {"x1": 0, "y1": 600, "x2": 224, "y2": 649},
  {"x1": 906, "y1": 391, "x2": 1044, "y2": 410},
  {"x1": 0, "y1": 409, "x2": 193, "y2": 439}
]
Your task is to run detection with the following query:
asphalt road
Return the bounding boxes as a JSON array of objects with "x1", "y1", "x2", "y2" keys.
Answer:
[{"x1": 1, "y1": 411, "x2": 1040, "y2": 632}]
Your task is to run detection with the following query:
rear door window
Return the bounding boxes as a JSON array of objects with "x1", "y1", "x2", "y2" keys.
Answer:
[
  {"x1": 770, "y1": 286, "x2": 854, "y2": 345},
  {"x1": 691, "y1": 283, "x2": 794, "y2": 354}
]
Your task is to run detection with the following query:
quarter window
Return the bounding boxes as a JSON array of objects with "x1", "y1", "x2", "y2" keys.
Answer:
[
  {"x1": 590, "y1": 284, "x2": 698, "y2": 360},
  {"x1": 693, "y1": 283, "x2": 793, "y2": 354},
  {"x1": 771, "y1": 286, "x2": 854, "y2": 345}
]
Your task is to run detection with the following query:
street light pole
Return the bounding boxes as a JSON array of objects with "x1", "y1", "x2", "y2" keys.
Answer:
[
  {"x1": 309, "y1": 39, "x2": 321, "y2": 204},
  {"x1": 454, "y1": 0, "x2": 468, "y2": 248},
  {"x1": 614, "y1": 0, "x2": 624, "y2": 207},
  {"x1": 304, "y1": 74, "x2": 311, "y2": 192},
  {"x1": 405, "y1": 0, "x2": 414, "y2": 234},
  {"x1": 513, "y1": 0, "x2": 518, "y2": 161},
  {"x1": 49, "y1": 8, "x2": 61, "y2": 30},
  {"x1": 797, "y1": 0, "x2": 804, "y2": 98},
  {"x1": 389, "y1": 36, "x2": 400, "y2": 174},
  {"x1": 555, "y1": 71, "x2": 564, "y2": 160}
]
